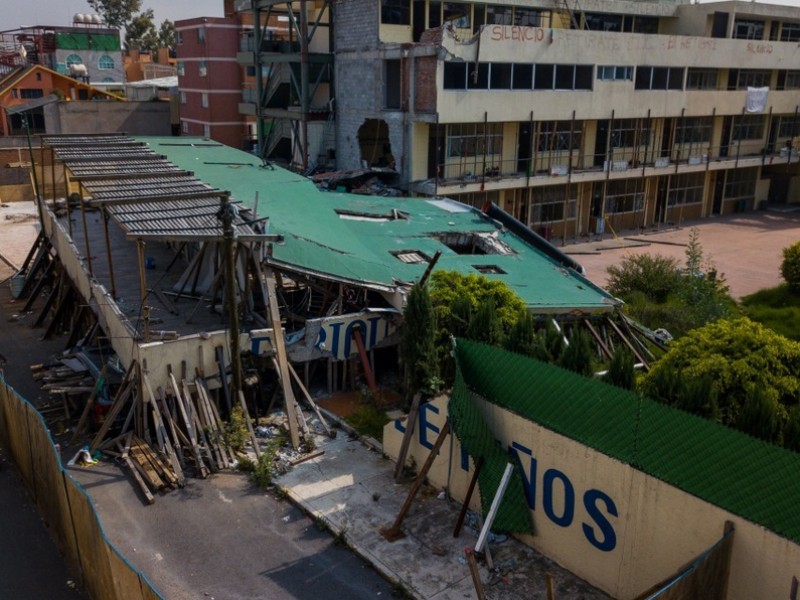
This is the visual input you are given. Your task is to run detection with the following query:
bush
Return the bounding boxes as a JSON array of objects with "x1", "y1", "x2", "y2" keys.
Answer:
[
  {"x1": 346, "y1": 403, "x2": 390, "y2": 441},
  {"x1": 606, "y1": 254, "x2": 682, "y2": 303},
  {"x1": 603, "y1": 348, "x2": 635, "y2": 390},
  {"x1": 781, "y1": 240, "x2": 800, "y2": 291},
  {"x1": 225, "y1": 406, "x2": 250, "y2": 453}
]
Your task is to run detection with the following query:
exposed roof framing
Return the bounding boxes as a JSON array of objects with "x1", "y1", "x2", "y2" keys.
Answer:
[{"x1": 44, "y1": 134, "x2": 270, "y2": 242}]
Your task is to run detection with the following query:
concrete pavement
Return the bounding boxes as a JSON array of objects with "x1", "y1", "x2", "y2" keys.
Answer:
[{"x1": 275, "y1": 432, "x2": 608, "y2": 600}]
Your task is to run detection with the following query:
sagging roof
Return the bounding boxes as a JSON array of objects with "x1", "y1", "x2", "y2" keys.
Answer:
[
  {"x1": 138, "y1": 137, "x2": 620, "y2": 314},
  {"x1": 44, "y1": 134, "x2": 266, "y2": 242},
  {"x1": 453, "y1": 339, "x2": 800, "y2": 545}
]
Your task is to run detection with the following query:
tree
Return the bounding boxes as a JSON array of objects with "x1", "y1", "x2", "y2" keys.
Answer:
[
  {"x1": 641, "y1": 317, "x2": 800, "y2": 446},
  {"x1": 87, "y1": 0, "x2": 142, "y2": 30},
  {"x1": 781, "y1": 240, "x2": 800, "y2": 291},
  {"x1": 558, "y1": 328, "x2": 594, "y2": 377},
  {"x1": 504, "y1": 309, "x2": 538, "y2": 358},
  {"x1": 125, "y1": 9, "x2": 157, "y2": 51},
  {"x1": 603, "y1": 347, "x2": 635, "y2": 390},
  {"x1": 399, "y1": 282, "x2": 439, "y2": 402},
  {"x1": 606, "y1": 253, "x2": 682, "y2": 303},
  {"x1": 467, "y1": 298, "x2": 504, "y2": 346},
  {"x1": 157, "y1": 19, "x2": 176, "y2": 51}
]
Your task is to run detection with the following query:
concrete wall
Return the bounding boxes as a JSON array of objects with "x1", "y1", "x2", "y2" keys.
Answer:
[
  {"x1": 384, "y1": 395, "x2": 800, "y2": 600},
  {"x1": 43, "y1": 101, "x2": 171, "y2": 136}
]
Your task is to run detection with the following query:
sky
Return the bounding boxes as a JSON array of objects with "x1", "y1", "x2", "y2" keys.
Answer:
[
  {"x1": 0, "y1": 0, "x2": 223, "y2": 32},
  {"x1": 3, "y1": 0, "x2": 800, "y2": 33}
]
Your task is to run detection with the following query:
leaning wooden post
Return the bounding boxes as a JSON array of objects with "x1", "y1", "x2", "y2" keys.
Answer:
[
  {"x1": 393, "y1": 393, "x2": 422, "y2": 482},
  {"x1": 219, "y1": 192, "x2": 243, "y2": 401},
  {"x1": 381, "y1": 419, "x2": 450, "y2": 542},
  {"x1": 453, "y1": 456, "x2": 485, "y2": 537}
]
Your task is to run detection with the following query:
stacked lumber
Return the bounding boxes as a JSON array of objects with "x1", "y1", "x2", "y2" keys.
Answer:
[{"x1": 31, "y1": 357, "x2": 94, "y2": 396}]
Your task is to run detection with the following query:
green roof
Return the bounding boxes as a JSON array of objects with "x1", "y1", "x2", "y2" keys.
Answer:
[
  {"x1": 138, "y1": 137, "x2": 618, "y2": 314},
  {"x1": 453, "y1": 339, "x2": 800, "y2": 544}
]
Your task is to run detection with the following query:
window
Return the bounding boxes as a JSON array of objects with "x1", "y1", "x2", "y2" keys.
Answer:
[
  {"x1": 181, "y1": 120, "x2": 188, "y2": 134},
  {"x1": 635, "y1": 66, "x2": 684, "y2": 90},
  {"x1": 604, "y1": 179, "x2": 644, "y2": 214},
  {"x1": 197, "y1": 27, "x2": 206, "y2": 43},
  {"x1": 675, "y1": 117, "x2": 713, "y2": 144},
  {"x1": 20, "y1": 88, "x2": 44, "y2": 99},
  {"x1": 731, "y1": 69, "x2": 771, "y2": 89},
  {"x1": 444, "y1": 62, "x2": 468, "y2": 89},
  {"x1": 201, "y1": 93, "x2": 209, "y2": 108},
  {"x1": 98, "y1": 54, "x2": 114, "y2": 69},
  {"x1": 487, "y1": 6, "x2": 513, "y2": 25},
  {"x1": 381, "y1": 0, "x2": 410, "y2": 25},
  {"x1": 597, "y1": 65, "x2": 633, "y2": 81},
  {"x1": 467, "y1": 63, "x2": 489, "y2": 89},
  {"x1": 203, "y1": 124, "x2": 211, "y2": 138},
  {"x1": 584, "y1": 13, "x2": 623, "y2": 32},
  {"x1": 531, "y1": 185, "x2": 577, "y2": 223},
  {"x1": 537, "y1": 121, "x2": 582, "y2": 152},
  {"x1": 490, "y1": 63, "x2": 512, "y2": 89},
  {"x1": 778, "y1": 115, "x2": 800, "y2": 138},
  {"x1": 447, "y1": 123, "x2": 503, "y2": 158},
  {"x1": 668, "y1": 172, "x2": 705, "y2": 206},
  {"x1": 780, "y1": 22, "x2": 800, "y2": 42},
  {"x1": 180, "y1": 92, "x2": 187, "y2": 104},
  {"x1": 66, "y1": 54, "x2": 82, "y2": 68},
  {"x1": 199, "y1": 60, "x2": 207, "y2": 77},
  {"x1": 534, "y1": 64, "x2": 592, "y2": 91},
  {"x1": 514, "y1": 8, "x2": 540, "y2": 27},
  {"x1": 177, "y1": 31, "x2": 183, "y2": 45},
  {"x1": 610, "y1": 119, "x2": 650, "y2": 148},
  {"x1": 633, "y1": 16, "x2": 659, "y2": 34},
  {"x1": 512, "y1": 64, "x2": 532, "y2": 89},
  {"x1": 686, "y1": 68, "x2": 718, "y2": 90},
  {"x1": 733, "y1": 19, "x2": 764, "y2": 40},
  {"x1": 724, "y1": 167, "x2": 757, "y2": 199},
  {"x1": 429, "y1": 1, "x2": 442, "y2": 27},
  {"x1": 443, "y1": 2, "x2": 470, "y2": 27},
  {"x1": 177, "y1": 61, "x2": 185, "y2": 76},
  {"x1": 385, "y1": 59, "x2": 401, "y2": 109},
  {"x1": 732, "y1": 115, "x2": 765, "y2": 141}
]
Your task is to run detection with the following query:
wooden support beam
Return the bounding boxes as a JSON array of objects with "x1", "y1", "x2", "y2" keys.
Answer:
[
  {"x1": 287, "y1": 361, "x2": 333, "y2": 437},
  {"x1": 393, "y1": 393, "x2": 422, "y2": 482},
  {"x1": 89, "y1": 361, "x2": 136, "y2": 453},
  {"x1": 238, "y1": 390, "x2": 260, "y2": 459},
  {"x1": 465, "y1": 548, "x2": 486, "y2": 600},
  {"x1": 453, "y1": 457, "x2": 484, "y2": 538},
  {"x1": 607, "y1": 317, "x2": 648, "y2": 370},
  {"x1": 381, "y1": 420, "x2": 450, "y2": 542},
  {"x1": 583, "y1": 319, "x2": 613, "y2": 361},
  {"x1": 475, "y1": 462, "x2": 514, "y2": 554},
  {"x1": 69, "y1": 365, "x2": 108, "y2": 446},
  {"x1": 170, "y1": 371, "x2": 208, "y2": 477},
  {"x1": 143, "y1": 373, "x2": 185, "y2": 486},
  {"x1": 351, "y1": 326, "x2": 377, "y2": 396}
]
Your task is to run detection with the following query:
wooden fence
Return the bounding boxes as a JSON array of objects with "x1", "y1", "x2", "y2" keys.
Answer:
[{"x1": 0, "y1": 375, "x2": 163, "y2": 600}]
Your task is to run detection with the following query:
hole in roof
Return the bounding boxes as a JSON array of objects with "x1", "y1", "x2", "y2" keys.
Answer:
[
  {"x1": 473, "y1": 265, "x2": 506, "y2": 275},
  {"x1": 391, "y1": 249, "x2": 431, "y2": 264},
  {"x1": 431, "y1": 231, "x2": 515, "y2": 255},
  {"x1": 336, "y1": 209, "x2": 409, "y2": 222}
]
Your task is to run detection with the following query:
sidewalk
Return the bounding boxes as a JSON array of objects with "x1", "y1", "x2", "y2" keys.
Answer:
[{"x1": 275, "y1": 433, "x2": 608, "y2": 600}]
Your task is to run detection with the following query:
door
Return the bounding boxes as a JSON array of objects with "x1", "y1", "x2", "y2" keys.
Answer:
[
  {"x1": 517, "y1": 122, "x2": 532, "y2": 173},
  {"x1": 594, "y1": 120, "x2": 608, "y2": 167}
]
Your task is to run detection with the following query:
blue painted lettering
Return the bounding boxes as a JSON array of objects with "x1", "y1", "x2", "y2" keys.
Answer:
[
  {"x1": 582, "y1": 489, "x2": 618, "y2": 552},
  {"x1": 509, "y1": 441, "x2": 537, "y2": 510},
  {"x1": 543, "y1": 469, "x2": 575, "y2": 528},
  {"x1": 418, "y1": 403, "x2": 440, "y2": 450}
]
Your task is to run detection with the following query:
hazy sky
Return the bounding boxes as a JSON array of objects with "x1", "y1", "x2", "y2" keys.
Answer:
[
  {"x1": 3, "y1": 0, "x2": 800, "y2": 33},
  {"x1": 0, "y1": 0, "x2": 223, "y2": 32}
]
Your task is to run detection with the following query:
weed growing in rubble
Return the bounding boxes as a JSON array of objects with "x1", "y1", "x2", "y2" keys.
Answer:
[
  {"x1": 225, "y1": 406, "x2": 250, "y2": 453},
  {"x1": 252, "y1": 451, "x2": 274, "y2": 488},
  {"x1": 236, "y1": 456, "x2": 256, "y2": 473}
]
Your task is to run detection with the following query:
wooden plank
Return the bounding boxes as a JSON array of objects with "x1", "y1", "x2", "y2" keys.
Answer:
[
  {"x1": 393, "y1": 393, "x2": 421, "y2": 482},
  {"x1": 89, "y1": 362, "x2": 135, "y2": 453},
  {"x1": 132, "y1": 435, "x2": 176, "y2": 487},
  {"x1": 171, "y1": 373, "x2": 208, "y2": 477},
  {"x1": 287, "y1": 361, "x2": 333, "y2": 437},
  {"x1": 143, "y1": 374, "x2": 185, "y2": 486},
  {"x1": 215, "y1": 345, "x2": 232, "y2": 416},
  {"x1": 237, "y1": 390, "x2": 260, "y2": 459},
  {"x1": 184, "y1": 379, "x2": 217, "y2": 471},
  {"x1": 69, "y1": 365, "x2": 108, "y2": 446},
  {"x1": 158, "y1": 387, "x2": 184, "y2": 469},
  {"x1": 199, "y1": 379, "x2": 235, "y2": 466},
  {"x1": 117, "y1": 434, "x2": 154, "y2": 504},
  {"x1": 195, "y1": 378, "x2": 228, "y2": 467},
  {"x1": 262, "y1": 265, "x2": 302, "y2": 449}
]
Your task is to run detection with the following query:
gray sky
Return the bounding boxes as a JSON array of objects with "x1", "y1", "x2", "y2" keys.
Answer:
[
  {"x1": 0, "y1": 0, "x2": 223, "y2": 32},
  {"x1": 3, "y1": 0, "x2": 800, "y2": 34}
]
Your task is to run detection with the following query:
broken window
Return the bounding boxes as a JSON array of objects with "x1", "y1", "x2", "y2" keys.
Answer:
[{"x1": 473, "y1": 264, "x2": 506, "y2": 274}]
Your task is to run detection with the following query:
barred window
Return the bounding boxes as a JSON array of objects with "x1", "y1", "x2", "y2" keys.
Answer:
[
  {"x1": 778, "y1": 115, "x2": 800, "y2": 138},
  {"x1": 98, "y1": 54, "x2": 114, "y2": 70},
  {"x1": 537, "y1": 121, "x2": 582, "y2": 152},
  {"x1": 447, "y1": 123, "x2": 503, "y2": 158},
  {"x1": 724, "y1": 167, "x2": 757, "y2": 199},
  {"x1": 635, "y1": 66, "x2": 684, "y2": 90},
  {"x1": 731, "y1": 69, "x2": 771, "y2": 89},
  {"x1": 668, "y1": 172, "x2": 705, "y2": 206},
  {"x1": 675, "y1": 117, "x2": 713, "y2": 144},
  {"x1": 686, "y1": 68, "x2": 718, "y2": 90},
  {"x1": 732, "y1": 115, "x2": 765, "y2": 141},
  {"x1": 531, "y1": 186, "x2": 577, "y2": 223},
  {"x1": 610, "y1": 119, "x2": 650, "y2": 148},
  {"x1": 604, "y1": 179, "x2": 644, "y2": 214}
]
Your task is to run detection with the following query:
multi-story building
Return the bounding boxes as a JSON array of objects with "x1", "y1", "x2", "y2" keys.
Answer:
[
  {"x1": 323, "y1": 0, "x2": 800, "y2": 243},
  {"x1": 176, "y1": 2, "x2": 254, "y2": 149},
  {"x1": 0, "y1": 17, "x2": 123, "y2": 83}
]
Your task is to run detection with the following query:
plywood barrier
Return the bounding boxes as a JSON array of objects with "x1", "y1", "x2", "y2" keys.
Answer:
[{"x1": 0, "y1": 377, "x2": 164, "y2": 600}]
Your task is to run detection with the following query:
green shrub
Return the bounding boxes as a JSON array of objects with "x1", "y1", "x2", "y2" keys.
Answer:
[
  {"x1": 606, "y1": 254, "x2": 682, "y2": 303},
  {"x1": 603, "y1": 348, "x2": 635, "y2": 390},
  {"x1": 780, "y1": 241, "x2": 800, "y2": 290},
  {"x1": 346, "y1": 403, "x2": 390, "y2": 440},
  {"x1": 252, "y1": 451, "x2": 274, "y2": 488},
  {"x1": 225, "y1": 406, "x2": 250, "y2": 453}
]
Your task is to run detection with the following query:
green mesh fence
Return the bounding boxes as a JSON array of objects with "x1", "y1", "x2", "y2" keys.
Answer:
[
  {"x1": 56, "y1": 32, "x2": 121, "y2": 51},
  {"x1": 451, "y1": 348, "x2": 534, "y2": 534}
]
